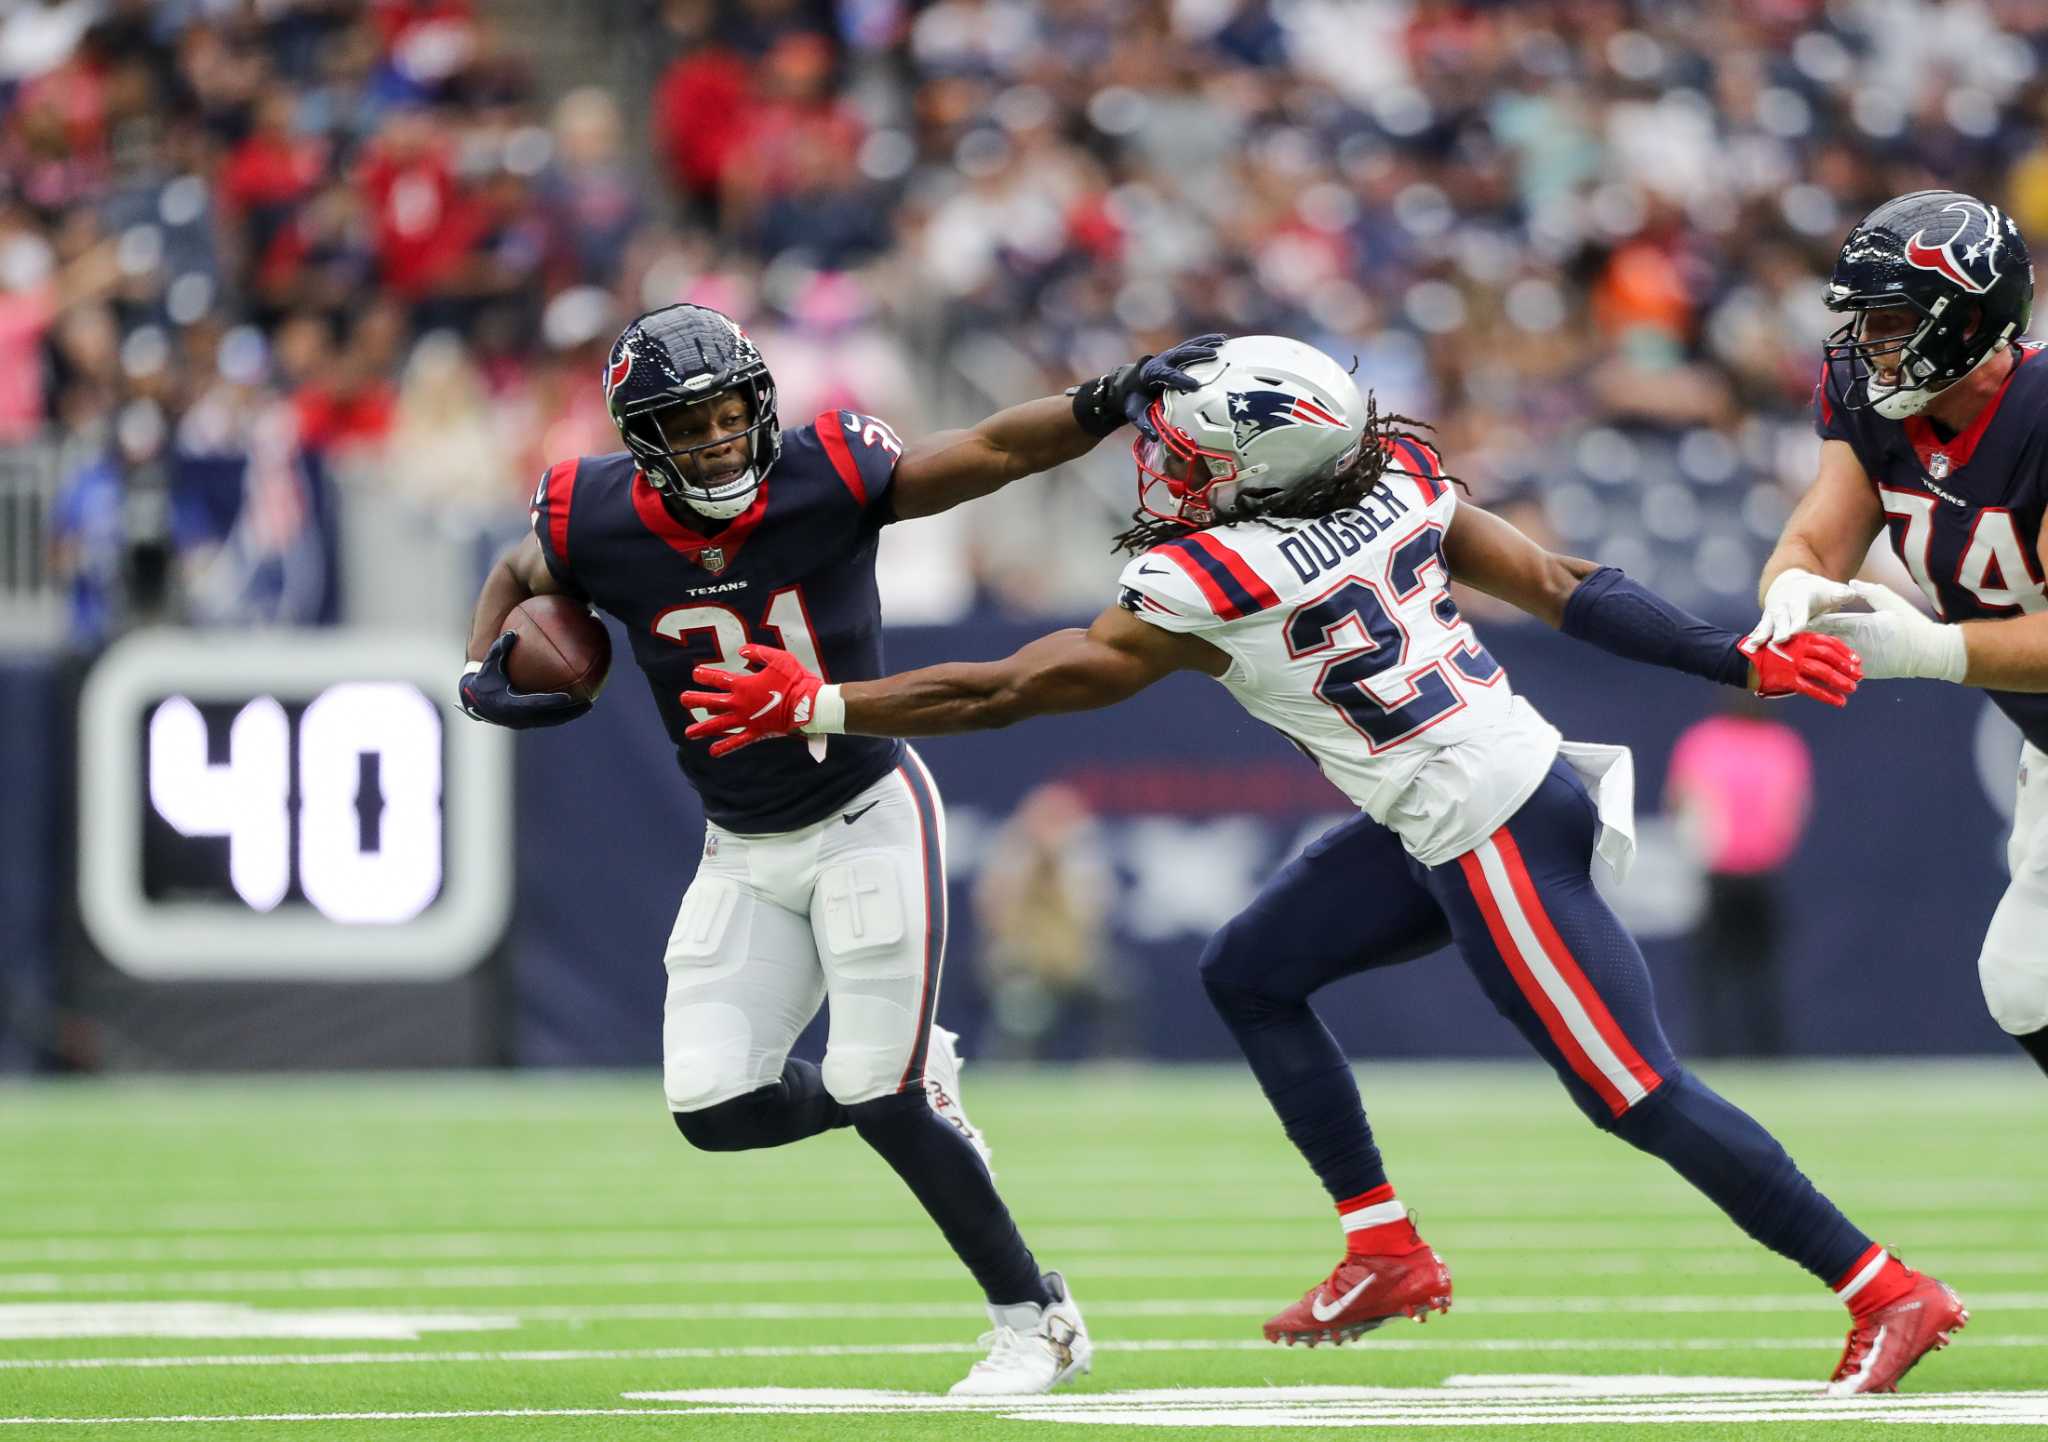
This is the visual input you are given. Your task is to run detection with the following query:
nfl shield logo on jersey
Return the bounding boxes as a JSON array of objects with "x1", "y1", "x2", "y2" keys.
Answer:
[
  {"x1": 702, "y1": 546, "x2": 728, "y2": 574},
  {"x1": 1928, "y1": 452, "x2": 1951, "y2": 480}
]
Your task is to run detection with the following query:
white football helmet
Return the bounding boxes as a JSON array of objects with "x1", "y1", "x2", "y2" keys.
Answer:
[{"x1": 1132, "y1": 335, "x2": 1366, "y2": 526}]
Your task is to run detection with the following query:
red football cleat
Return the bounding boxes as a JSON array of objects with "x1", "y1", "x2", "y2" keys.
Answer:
[
  {"x1": 1263, "y1": 1238, "x2": 1453, "y2": 1347},
  {"x1": 1827, "y1": 1269, "x2": 1968, "y2": 1395}
]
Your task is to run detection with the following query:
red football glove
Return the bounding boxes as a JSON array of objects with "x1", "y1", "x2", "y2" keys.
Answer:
[
  {"x1": 679, "y1": 644, "x2": 824, "y2": 757},
  {"x1": 1739, "y1": 632, "x2": 1863, "y2": 707}
]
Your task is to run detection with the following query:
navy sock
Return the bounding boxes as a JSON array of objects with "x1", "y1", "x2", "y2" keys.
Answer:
[
  {"x1": 2017, "y1": 1027, "x2": 2048, "y2": 1079},
  {"x1": 1202, "y1": 970, "x2": 1387, "y2": 1202},
  {"x1": 671, "y1": 1060, "x2": 850, "y2": 1151},
  {"x1": 1610, "y1": 1070, "x2": 1871, "y2": 1285},
  {"x1": 848, "y1": 1090, "x2": 1051, "y2": 1307}
]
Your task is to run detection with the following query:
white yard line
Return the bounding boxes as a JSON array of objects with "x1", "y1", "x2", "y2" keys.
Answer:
[
  {"x1": 5, "y1": 1335, "x2": 2048, "y2": 1371},
  {"x1": 11, "y1": 1379, "x2": 2048, "y2": 1429},
  {"x1": 454, "y1": 1292, "x2": 2048, "y2": 1322},
  {"x1": 2, "y1": 1218, "x2": 2043, "y2": 1264},
  {"x1": 2, "y1": 1250, "x2": 2045, "y2": 1295},
  {"x1": 2, "y1": 1180, "x2": 2042, "y2": 1232}
]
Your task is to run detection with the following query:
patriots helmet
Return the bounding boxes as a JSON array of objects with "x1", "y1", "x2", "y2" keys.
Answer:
[
  {"x1": 1822, "y1": 190, "x2": 2033, "y2": 419},
  {"x1": 603, "y1": 303, "x2": 781, "y2": 518},
  {"x1": 1132, "y1": 335, "x2": 1365, "y2": 526}
]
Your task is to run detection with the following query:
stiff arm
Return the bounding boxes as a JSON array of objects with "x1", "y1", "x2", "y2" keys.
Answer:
[{"x1": 831, "y1": 605, "x2": 1230, "y2": 736}]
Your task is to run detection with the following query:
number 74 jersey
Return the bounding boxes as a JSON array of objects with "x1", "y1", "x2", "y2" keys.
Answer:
[
  {"x1": 1116, "y1": 458, "x2": 1563, "y2": 865},
  {"x1": 1814, "y1": 343, "x2": 2048, "y2": 752}
]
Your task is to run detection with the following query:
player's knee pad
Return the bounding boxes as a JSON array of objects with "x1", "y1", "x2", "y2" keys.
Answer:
[
  {"x1": 1980, "y1": 932, "x2": 2048, "y2": 1035},
  {"x1": 820, "y1": 1000, "x2": 916, "y2": 1105},
  {"x1": 670, "y1": 1087, "x2": 782, "y2": 1152},
  {"x1": 662, "y1": 1001, "x2": 756, "y2": 1112}
]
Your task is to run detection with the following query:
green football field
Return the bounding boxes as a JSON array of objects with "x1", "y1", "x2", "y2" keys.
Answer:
[{"x1": 1, "y1": 1062, "x2": 2043, "y2": 1440}]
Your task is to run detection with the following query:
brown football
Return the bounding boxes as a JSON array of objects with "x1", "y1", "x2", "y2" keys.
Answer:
[{"x1": 503, "y1": 595, "x2": 611, "y2": 702}]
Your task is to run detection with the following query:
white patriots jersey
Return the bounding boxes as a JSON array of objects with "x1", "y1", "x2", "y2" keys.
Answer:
[{"x1": 1117, "y1": 452, "x2": 1562, "y2": 865}]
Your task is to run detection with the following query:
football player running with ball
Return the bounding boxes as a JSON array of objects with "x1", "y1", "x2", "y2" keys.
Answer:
[
  {"x1": 688, "y1": 335, "x2": 1965, "y2": 1396},
  {"x1": 459, "y1": 301, "x2": 1222, "y2": 1395},
  {"x1": 1754, "y1": 190, "x2": 2048, "y2": 1084}
]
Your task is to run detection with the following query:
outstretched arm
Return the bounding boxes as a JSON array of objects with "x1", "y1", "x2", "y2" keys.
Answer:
[
  {"x1": 680, "y1": 606, "x2": 1229, "y2": 754},
  {"x1": 888, "y1": 396, "x2": 1105, "y2": 521},
  {"x1": 887, "y1": 335, "x2": 1223, "y2": 520},
  {"x1": 1444, "y1": 501, "x2": 1861, "y2": 706}
]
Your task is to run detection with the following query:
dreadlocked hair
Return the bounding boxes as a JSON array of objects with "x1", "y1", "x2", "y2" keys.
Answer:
[{"x1": 1109, "y1": 396, "x2": 1466, "y2": 556}]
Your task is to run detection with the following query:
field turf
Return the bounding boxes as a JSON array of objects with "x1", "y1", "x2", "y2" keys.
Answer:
[{"x1": 0, "y1": 1062, "x2": 2042, "y2": 1439}]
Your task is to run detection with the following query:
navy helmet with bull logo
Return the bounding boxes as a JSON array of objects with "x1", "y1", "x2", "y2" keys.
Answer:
[
  {"x1": 602, "y1": 303, "x2": 783, "y2": 518},
  {"x1": 1822, "y1": 190, "x2": 2035, "y2": 420}
]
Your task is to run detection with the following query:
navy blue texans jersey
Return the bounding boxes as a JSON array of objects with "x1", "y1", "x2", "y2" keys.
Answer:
[
  {"x1": 529, "y1": 411, "x2": 906, "y2": 833},
  {"x1": 1816, "y1": 344, "x2": 2048, "y2": 750}
]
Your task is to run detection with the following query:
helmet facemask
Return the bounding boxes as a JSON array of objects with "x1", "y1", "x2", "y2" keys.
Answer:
[
  {"x1": 1132, "y1": 397, "x2": 1254, "y2": 527},
  {"x1": 621, "y1": 376, "x2": 776, "y2": 519},
  {"x1": 1823, "y1": 295, "x2": 2003, "y2": 420}
]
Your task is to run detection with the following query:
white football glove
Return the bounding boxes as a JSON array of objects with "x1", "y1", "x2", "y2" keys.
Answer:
[
  {"x1": 1808, "y1": 581, "x2": 1969, "y2": 683},
  {"x1": 1747, "y1": 567, "x2": 1862, "y2": 646}
]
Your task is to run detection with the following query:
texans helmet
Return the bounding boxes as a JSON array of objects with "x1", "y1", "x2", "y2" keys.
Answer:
[
  {"x1": 1822, "y1": 190, "x2": 2034, "y2": 419},
  {"x1": 1132, "y1": 335, "x2": 1365, "y2": 526},
  {"x1": 603, "y1": 303, "x2": 781, "y2": 518}
]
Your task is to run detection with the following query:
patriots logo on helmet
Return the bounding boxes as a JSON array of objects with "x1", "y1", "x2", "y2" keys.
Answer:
[
  {"x1": 1903, "y1": 200, "x2": 2010, "y2": 296},
  {"x1": 603, "y1": 341, "x2": 635, "y2": 399},
  {"x1": 1228, "y1": 389, "x2": 1345, "y2": 451}
]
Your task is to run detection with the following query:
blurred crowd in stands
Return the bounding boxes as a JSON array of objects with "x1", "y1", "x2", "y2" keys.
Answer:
[{"x1": 6, "y1": 0, "x2": 2048, "y2": 639}]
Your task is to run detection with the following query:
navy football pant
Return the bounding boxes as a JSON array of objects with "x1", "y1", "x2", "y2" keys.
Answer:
[{"x1": 1201, "y1": 759, "x2": 1874, "y2": 1287}]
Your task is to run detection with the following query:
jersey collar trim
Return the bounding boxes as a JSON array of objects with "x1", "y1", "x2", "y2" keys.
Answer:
[
  {"x1": 1902, "y1": 343, "x2": 2032, "y2": 475},
  {"x1": 630, "y1": 467, "x2": 770, "y2": 566}
]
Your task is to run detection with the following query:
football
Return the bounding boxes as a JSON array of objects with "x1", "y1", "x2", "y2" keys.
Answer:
[{"x1": 503, "y1": 594, "x2": 611, "y2": 702}]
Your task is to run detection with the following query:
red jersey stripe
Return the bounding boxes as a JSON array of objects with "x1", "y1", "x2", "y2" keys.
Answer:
[
  {"x1": 1159, "y1": 543, "x2": 1239, "y2": 618},
  {"x1": 546, "y1": 457, "x2": 579, "y2": 570},
  {"x1": 1186, "y1": 531, "x2": 1281, "y2": 610},
  {"x1": 815, "y1": 410, "x2": 868, "y2": 507}
]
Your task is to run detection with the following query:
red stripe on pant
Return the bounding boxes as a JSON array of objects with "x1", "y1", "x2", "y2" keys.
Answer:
[
  {"x1": 894, "y1": 754, "x2": 946, "y2": 1091},
  {"x1": 1491, "y1": 829, "x2": 1664, "y2": 1103},
  {"x1": 1456, "y1": 830, "x2": 1661, "y2": 1118}
]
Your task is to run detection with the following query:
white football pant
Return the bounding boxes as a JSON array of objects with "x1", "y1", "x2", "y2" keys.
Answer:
[
  {"x1": 1982, "y1": 741, "x2": 2048, "y2": 1036},
  {"x1": 662, "y1": 749, "x2": 949, "y2": 1112}
]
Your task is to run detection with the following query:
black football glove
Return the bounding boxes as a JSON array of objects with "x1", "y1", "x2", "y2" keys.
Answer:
[
  {"x1": 1069, "y1": 332, "x2": 1227, "y2": 439},
  {"x1": 458, "y1": 631, "x2": 592, "y2": 729}
]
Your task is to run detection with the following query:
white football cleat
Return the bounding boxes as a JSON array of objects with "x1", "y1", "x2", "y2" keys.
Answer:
[
  {"x1": 923, "y1": 1026, "x2": 993, "y2": 1175},
  {"x1": 948, "y1": 1271, "x2": 1092, "y2": 1396}
]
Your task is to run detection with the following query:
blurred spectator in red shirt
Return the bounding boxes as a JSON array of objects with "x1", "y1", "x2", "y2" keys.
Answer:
[
  {"x1": 355, "y1": 107, "x2": 482, "y2": 297},
  {"x1": 652, "y1": 1, "x2": 753, "y2": 215},
  {"x1": 221, "y1": 86, "x2": 328, "y2": 262}
]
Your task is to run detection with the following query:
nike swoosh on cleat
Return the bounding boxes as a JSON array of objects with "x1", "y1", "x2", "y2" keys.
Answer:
[
  {"x1": 1309, "y1": 1273, "x2": 1376, "y2": 1322},
  {"x1": 842, "y1": 801, "x2": 881, "y2": 825},
  {"x1": 748, "y1": 691, "x2": 783, "y2": 721}
]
